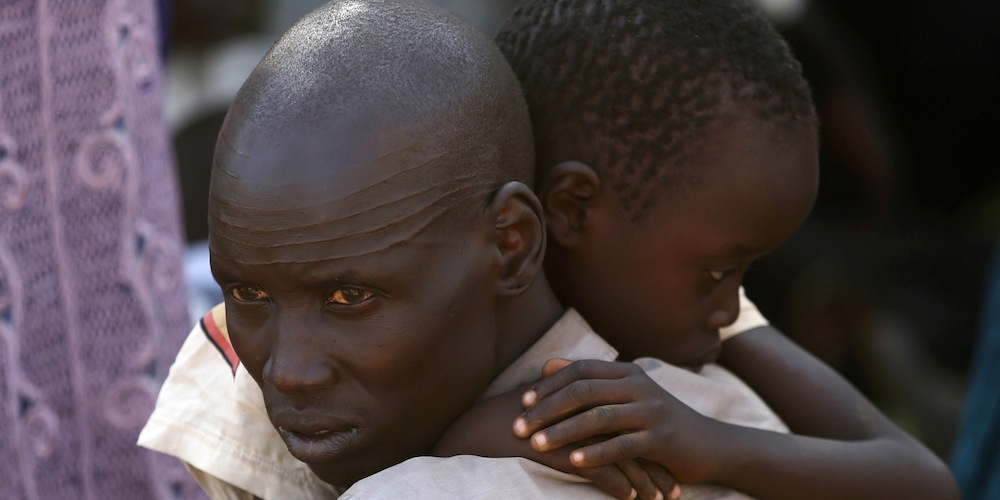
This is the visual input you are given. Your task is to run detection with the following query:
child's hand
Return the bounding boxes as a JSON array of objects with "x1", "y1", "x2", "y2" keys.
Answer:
[
  {"x1": 433, "y1": 381, "x2": 677, "y2": 499},
  {"x1": 514, "y1": 358, "x2": 720, "y2": 485}
]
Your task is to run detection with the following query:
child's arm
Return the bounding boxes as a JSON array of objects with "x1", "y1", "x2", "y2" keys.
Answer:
[
  {"x1": 518, "y1": 356, "x2": 959, "y2": 500},
  {"x1": 717, "y1": 325, "x2": 959, "y2": 498},
  {"x1": 433, "y1": 385, "x2": 678, "y2": 500}
]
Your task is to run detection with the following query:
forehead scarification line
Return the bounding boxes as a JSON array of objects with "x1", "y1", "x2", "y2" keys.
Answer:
[
  {"x1": 215, "y1": 129, "x2": 248, "y2": 162},
  {"x1": 213, "y1": 175, "x2": 482, "y2": 232},
  {"x1": 213, "y1": 132, "x2": 442, "y2": 194},
  {"x1": 212, "y1": 158, "x2": 483, "y2": 221},
  {"x1": 211, "y1": 186, "x2": 490, "y2": 266},
  {"x1": 212, "y1": 180, "x2": 492, "y2": 247},
  {"x1": 213, "y1": 117, "x2": 491, "y2": 193}
]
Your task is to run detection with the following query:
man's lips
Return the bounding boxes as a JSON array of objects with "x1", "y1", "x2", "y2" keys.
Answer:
[
  {"x1": 271, "y1": 410, "x2": 363, "y2": 464},
  {"x1": 277, "y1": 424, "x2": 361, "y2": 463}
]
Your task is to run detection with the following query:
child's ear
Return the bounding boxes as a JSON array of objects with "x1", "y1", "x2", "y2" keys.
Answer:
[
  {"x1": 486, "y1": 181, "x2": 546, "y2": 296},
  {"x1": 537, "y1": 161, "x2": 601, "y2": 249}
]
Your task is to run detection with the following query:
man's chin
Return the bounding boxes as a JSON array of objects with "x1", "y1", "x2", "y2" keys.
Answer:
[
  {"x1": 298, "y1": 423, "x2": 454, "y2": 487},
  {"x1": 305, "y1": 449, "x2": 409, "y2": 489},
  {"x1": 307, "y1": 461, "x2": 366, "y2": 489}
]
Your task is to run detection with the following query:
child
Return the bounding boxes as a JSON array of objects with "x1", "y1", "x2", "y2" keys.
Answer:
[
  {"x1": 433, "y1": 1, "x2": 958, "y2": 499},
  {"x1": 139, "y1": 1, "x2": 791, "y2": 498}
]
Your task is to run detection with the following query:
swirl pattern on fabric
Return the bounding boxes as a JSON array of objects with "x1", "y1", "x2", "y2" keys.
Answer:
[{"x1": 0, "y1": 0, "x2": 200, "y2": 498}]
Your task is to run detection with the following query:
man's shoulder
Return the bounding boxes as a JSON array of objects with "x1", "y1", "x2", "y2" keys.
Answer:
[
  {"x1": 342, "y1": 455, "x2": 753, "y2": 500},
  {"x1": 341, "y1": 456, "x2": 603, "y2": 499}
]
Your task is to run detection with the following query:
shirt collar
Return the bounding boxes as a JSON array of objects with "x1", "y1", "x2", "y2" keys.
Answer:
[{"x1": 480, "y1": 309, "x2": 618, "y2": 400}]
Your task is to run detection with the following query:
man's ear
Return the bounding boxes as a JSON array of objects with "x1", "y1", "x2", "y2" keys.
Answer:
[
  {"x1": 487, "y1": 181, "x2": 546, "y2": 296},
  {"x1": 537, "y1": 161, "x2": 601, "y2": 249}
]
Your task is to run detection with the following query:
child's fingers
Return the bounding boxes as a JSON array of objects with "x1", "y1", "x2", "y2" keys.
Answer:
[
  {"x1": 541, "y1": 357, "x2": 573, "y2": 377},
  {"x1": 617, "y1": 459, "x2": 663, "y2": 500},
  {"x1": 639, "y1": 459, "x2": 680, "y2": 500},
  {"x1": 569, "y1": 433, "x2": 649, "y2": 467},
  {"x1": 516, "y1": 378, "x2": 631, "y2": 439},
  {"x1": 522, "y1": 359, "x2": 639, "y2": 408},
  {"x1": 577, "y1": 464, "x2": 641, "y2": 500},
  {"x1": 527, "y1": 404, "x2": 642, "y2": 452}
]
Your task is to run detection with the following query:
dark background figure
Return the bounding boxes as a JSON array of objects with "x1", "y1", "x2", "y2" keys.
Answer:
[
  {"x1": 0, "y1": 0, "x2": 200, "y2": 498},
  {"x1": 742, "y1": 0, "x2": 1000, "y2": 459},
  {"x1": 951, "y1": 245, "x2": 1000, "y2": 499}
]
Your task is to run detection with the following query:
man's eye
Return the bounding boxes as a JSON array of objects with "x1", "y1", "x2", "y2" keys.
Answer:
[
  {"x1": 231, "y1": 285, "x2": 269, "y2": 302},
  {"x1": 327, "y1": 287, "x2": 375, "y2": 305}
]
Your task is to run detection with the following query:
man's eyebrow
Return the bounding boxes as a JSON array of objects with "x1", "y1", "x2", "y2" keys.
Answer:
[{"x1": 208, "y1": 258, "x2": 240, "y2": 284}]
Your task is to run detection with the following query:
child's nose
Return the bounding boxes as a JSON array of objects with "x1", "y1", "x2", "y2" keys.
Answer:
[{"x1": 706, "y1": 287, "x2": 740, "y2": 330}]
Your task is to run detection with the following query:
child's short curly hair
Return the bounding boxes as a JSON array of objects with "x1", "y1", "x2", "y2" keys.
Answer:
[{"x1": 497, "y1": 0, "x2": 817, "y2": 219}]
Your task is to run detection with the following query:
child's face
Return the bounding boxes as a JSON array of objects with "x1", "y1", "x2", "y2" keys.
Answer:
[
  {"x1": 209, "y1": 118, "x2": 504, "y2": 486},
  {"x1": 550, "y1": 113, "x2": 818, "y2": 369}
]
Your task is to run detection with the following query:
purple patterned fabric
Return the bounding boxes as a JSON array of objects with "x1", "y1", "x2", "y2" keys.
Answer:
[{"x1": 0, "y1": 1, "x2": 202, "y2": 498}]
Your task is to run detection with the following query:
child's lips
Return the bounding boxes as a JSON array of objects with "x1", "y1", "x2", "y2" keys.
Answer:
[{"x1": 685, "y1": 343, "x2": 722, "y2": 370}]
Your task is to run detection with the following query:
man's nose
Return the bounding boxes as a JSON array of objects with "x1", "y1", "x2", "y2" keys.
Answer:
[
  {"x1": 706, "y1": 285, "x2": 740, "y2": 330},
  {"x1": 263, "y1": 314, "x2": 338, "y2": 394}
]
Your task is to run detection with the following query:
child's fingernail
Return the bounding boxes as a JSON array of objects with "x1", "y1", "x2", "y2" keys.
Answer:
[
  {"x1": 522, "y1": 390, "x2": 537, "y2": 407},
  {"x1": 570, "y1": 450, "x2": 585, "y2": 465},
  {"x1": 513, "y1": 418, "x2": 528, "y2": 437},
  {"x1": 628, "y1": 488, "x2": 637, "y2": 499},
  {"x1": 531, "y1": 432, "x2": 547, "y2": 450},
  {"x1": 654, "y1": 490, "x2": 664, "y2": 500},
  {"x1": 669, "y1": 484, "x2": 681, "y2": 499}
]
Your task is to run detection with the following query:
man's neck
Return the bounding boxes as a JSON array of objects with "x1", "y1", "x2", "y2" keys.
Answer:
[{"x1": 491, "y1": 277, "x2": 565, "y2": 380}]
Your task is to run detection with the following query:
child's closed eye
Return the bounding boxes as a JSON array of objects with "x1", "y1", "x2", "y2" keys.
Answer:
[{"x1": 705, "y1": 267, "x2": 737, "y2": 283}]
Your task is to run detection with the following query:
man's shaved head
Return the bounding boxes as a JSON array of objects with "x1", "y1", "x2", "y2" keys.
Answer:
[
  {"x1": 233, "y1": 0, "x2": 528, "y2": 142},
  {"x1": 211, "y1": 0, "x2": 533, "y2": 264}
]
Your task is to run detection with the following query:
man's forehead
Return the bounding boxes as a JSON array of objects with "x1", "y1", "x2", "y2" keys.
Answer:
[
  {"x1": 208, "y1": 180, "x2": 485, "y2": 266},
  {"x1": 216, "y1": 99, "x2": 485, "y2": 190},
  {"x1": 209, "y1": 119, "x2": 492, "y2": 266}
]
